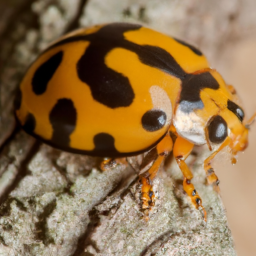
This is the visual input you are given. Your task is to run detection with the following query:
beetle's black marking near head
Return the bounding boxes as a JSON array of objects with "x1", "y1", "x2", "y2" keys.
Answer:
[
  {"x1": 179, "y1": 100, "x2": 204, "y2": 113},
  {"x1": 14, "y1": 87, "x2": 22, "y2": 110},
  {"x1": 227, "y1": 100, "x2": 244, "y2": 122},
  {"x1": 208, "y1": 115, "x2": 227, "y2": 143},
  {"x1": 180, "y1": 72, "x2": 219, "y2": 102},
  {"x1": 32, "y1": 51, "x2": 63, "y2": 95},
  {"x1": 93, "y1": 133, "x2": 119, "y2": 155},
  {"x1": 137, "y1": 45, "x2": 187, "y2": 79},
  {"x1": 49, "y1": 98, "x2": 77, "y2": 148},
  {"x1": 142, "y1": 109, "x2": 167, "y2": 132},
  {"x1": 23, "y1": 113, "x2": 36, "y2": 133},
  {"x1": 174, "y1": 38, "x2": 203, "y2": 56}
]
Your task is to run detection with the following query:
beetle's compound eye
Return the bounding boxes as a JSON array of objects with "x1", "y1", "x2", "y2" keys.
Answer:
[
  {"x1": 208, "y1": 115, "x2": 228, "y2": 143},
  {"x1": 227, "y1": 100, "x2": 244, "y2": 122}
]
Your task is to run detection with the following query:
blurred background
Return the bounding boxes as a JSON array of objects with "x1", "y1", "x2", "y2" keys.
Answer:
[
  {"x1": 214, "y1": 39, "x2": 256, "y2": 256},
  {"x1": 0, "y1": 0, "x2": 256, "y2": 255}
]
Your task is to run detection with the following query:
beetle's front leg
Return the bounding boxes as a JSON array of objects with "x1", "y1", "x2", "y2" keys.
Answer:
[
  {"x1": 139, "y1": 132, "x2": 173, "y2": 218},
  {"x1": 203, "y1": 137, "x2": 231, "y2": 192},
  {"x1": 203, "y1": 151, "x2": 220, "y2": 192},
  {"x1": 173, "y1": 136, "x2": 207, "y2": 221}
]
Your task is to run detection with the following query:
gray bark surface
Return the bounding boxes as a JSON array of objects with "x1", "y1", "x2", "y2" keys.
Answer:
[{"x1": 0, "y1": 0, "x2": 256, "y2": 255}]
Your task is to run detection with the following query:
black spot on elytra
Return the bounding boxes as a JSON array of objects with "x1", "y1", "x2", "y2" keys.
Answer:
[
  {"x1": 76, "y1": 24, "x2": 140, "y2": 108},
  {"x1": 174, "y1": 38, "x2": 203, "y2": 56},
  {"x1": 46, "y1": 23, "x2": 187, "y2": 108},
  {"x1": 77, "y1": 45, "x2": 134, "y2": 108},
  {"x1": 142, "y1": 109, "x2": 167, "y2": 132},
  {"x1": 32, "y1": 51, "x2": 63, "y2": 95},
  {"x1": 14, "y1": 87, "x2": 22, "y2": 110},
  {"x1": 227, "y1": 100, "x2": 244, "y2": 122},
  {"x1": 23, "y1": 113, "x2": 36, "y2": 133},
  {"x1": 180, "y1": 72, "x2": 219, "y2": 102},
  {"x1": 93, "y1": 133, "x2": 119, "y2": 155},
  {"x1": 208, "y1": 115, "x2": 227, "y2": 143},
  {"x1": 44, "y1": 23, "x2": 220, "y2": 110},
  {"x1": 49, "y1": 98, "x2": 77, "y2": 147}
]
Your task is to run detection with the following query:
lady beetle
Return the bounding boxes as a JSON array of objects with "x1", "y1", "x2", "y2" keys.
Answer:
[{"x1": 15, "y1": 23, "x2": 255, "y2": 221}]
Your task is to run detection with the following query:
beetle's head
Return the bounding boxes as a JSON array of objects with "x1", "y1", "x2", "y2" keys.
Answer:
[
  {"x1": 205, "y1": 106, "x2": 256, "y2": 165},
  {"x1": 227, "y1": 110, "x2": 256, "y2": 156},
  {"x1": 201, "y1": 69, "x2": 256, "y2": 161},
  {"x1": 174, "y1": 68, "x2": 255, "y2": 163},
  {"x1": 206, "y1": 106, "x2": 249, "y2": 150}
]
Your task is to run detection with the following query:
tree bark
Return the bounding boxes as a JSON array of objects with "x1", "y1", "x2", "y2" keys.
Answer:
[{"x1": 1, "y1": 0, "x2": 256, "y2": 255}]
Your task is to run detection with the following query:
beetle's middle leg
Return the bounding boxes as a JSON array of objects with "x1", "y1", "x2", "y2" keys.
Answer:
[
  {"x1": 139, "y1": 132, "x2": 173, "y2": 218},
  {"x1": 173, "y1": 136, "x2": 207, "y2": 221}
]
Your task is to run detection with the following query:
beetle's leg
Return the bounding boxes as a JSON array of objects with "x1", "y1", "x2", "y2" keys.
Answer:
[
  {"x1": 139, "y1": 133, "x2": 173, "y2": 217},
  {"x1": 100, "y1": 158, "x2": 117, "y2": 171},
  {"x1": 173, "y1": 136, "x2": 207, "y2": 221},
  {"x1": 100, "y1": 158, "x2": 127, "y2": 171},
  {"x1": 204, "y1": 137, "x2": 231, "y2": 192},
  {"x1": 203, "y1": 152, "x2": 220, "y2": 192}
]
